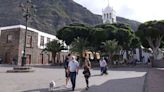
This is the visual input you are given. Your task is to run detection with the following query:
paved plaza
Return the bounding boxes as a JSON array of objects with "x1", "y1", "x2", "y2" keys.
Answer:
[{"x1": 0, "y1": 65, "x2": 148, "y2": 92}]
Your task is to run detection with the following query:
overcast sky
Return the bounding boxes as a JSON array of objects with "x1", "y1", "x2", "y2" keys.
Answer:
[{"x1": 73, "y1": 0, "x2": 164, "y2": 23}]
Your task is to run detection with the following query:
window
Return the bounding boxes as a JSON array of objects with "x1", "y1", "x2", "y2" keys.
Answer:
[
  {"x1": 26, "y1": 35, "x2": 32, "y2": 47},
  {"x1": 47, "y1": 37, "x2": 50, "y2": 43},
  {"x1": 110, "y1": 13, "x2": 112, "y2": 19},
  {"x1": 107, "y1": 13, "x2": 108, "y2": 18},
  {"x1": 7, "y1": 35, "x2": 12, "y2": 43},
  {"x1": 40, "y1": 36, "x2": 44, "y2": 46}
]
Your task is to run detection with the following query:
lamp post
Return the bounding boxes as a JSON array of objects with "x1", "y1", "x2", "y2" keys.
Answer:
[{"x1": 20, "y1": 0, "x2": 34, "y2": 66}]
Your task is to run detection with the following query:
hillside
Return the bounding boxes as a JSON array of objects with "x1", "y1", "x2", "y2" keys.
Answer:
[{"x1": 0, "y1": 0, "x2": 140, "y2": 34}]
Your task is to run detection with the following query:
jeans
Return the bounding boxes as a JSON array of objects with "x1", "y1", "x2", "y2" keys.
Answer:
[{"x1": 70, "y1": 72, "x2": 77, "y2": 90}]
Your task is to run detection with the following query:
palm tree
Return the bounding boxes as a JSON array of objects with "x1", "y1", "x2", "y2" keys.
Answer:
[
  {"x1": 44, "y1": 40, "x2": 65, "y2": 64},
  {"x1": 102, "y1": 40, "x2": 120, "y2": 64},
  {"x1": 70, "y1": 37, "x2": 88, "y2": 65}
]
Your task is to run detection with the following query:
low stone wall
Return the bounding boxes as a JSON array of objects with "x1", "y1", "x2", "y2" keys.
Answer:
[{"x1": 152, "y1": 60, "x2": 164, "y2": 68}]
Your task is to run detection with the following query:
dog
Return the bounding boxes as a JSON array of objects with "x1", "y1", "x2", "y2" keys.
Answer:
[{"x1": 49, "y1": 80, "x2": 56, "y2": 92}]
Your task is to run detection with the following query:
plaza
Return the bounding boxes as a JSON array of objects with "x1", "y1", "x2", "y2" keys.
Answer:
[{"x1": 0, "y1": 64, "x2": 148, "y2": 92}]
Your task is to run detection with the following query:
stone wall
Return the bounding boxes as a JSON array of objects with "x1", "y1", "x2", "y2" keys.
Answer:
[
  {"x1": 0, "y1": 28, "x2": 51, "y2": 65},
  {"x1": 0, "y1": 28, "x2": 20, "y2": 64}
]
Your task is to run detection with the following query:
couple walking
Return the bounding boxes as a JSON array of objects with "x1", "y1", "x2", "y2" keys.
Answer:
[{"x1": 64, "y1": 54, "x2": 91, "y2": 91}]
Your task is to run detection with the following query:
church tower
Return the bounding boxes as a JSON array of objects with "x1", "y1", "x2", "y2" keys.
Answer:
[{"x1": 102, "y1": 0, "x2": 117, "y2": 24}]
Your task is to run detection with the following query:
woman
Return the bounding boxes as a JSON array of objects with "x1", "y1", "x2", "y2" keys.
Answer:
[
  {"x1": 63, "y1": 54, "x2": 71, "y2": 87},
  {"x1": 82, "y1": 58, "x2": 91, "y2": 90}
]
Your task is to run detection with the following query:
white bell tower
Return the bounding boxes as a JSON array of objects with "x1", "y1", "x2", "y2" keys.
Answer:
[{"x1": 102, "y1": 0, "x2": 117, "y2": 24}]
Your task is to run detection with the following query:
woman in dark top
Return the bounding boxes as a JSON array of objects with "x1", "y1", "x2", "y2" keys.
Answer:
[{"x1": 82, "y1": 58, "x2": 91, "y2": 90}]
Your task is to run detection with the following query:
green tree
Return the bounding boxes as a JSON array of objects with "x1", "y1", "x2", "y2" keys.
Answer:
[
  {"x1": 44, "y1": 40, "x2": 65, "y2": 64},
  {"x1": 57, "y1": 23, "x2": 91, "y2": 45},
  {"x1": 136, "y1": 20, "x2": 164, "y2": 60},
  {"x1": 94, "y1": 23, "x2": 134, "y2": 60},
  {"x1": 101, "y1": 40, "x2": 120, "y2": 64},
  {"x1": 70, "y1": 37, "x2": 88, "y2": 65}
]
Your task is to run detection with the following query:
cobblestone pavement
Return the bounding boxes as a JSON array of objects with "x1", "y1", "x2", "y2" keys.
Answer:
[
  {"x1": 145, "y1": 68, "x2": 164, "y2": 92},
  {"x1": 0, "y1": 65, "x2": 147, "y2": 92}
]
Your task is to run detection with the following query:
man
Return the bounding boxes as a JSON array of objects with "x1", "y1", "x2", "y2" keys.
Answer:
[
  {"x1": 99, "y1": 57, "x2": 108, "y2": 75},
  {"x1": 68, "y1": 55, "x2": 79, "y2": 91},
  {"x1": 63, "y1": 54, "x2": 71, "y2": 87}
]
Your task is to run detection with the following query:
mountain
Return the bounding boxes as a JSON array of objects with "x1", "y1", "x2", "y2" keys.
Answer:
[{"x1": 0, "y1": 0, "x2": 140, "y2": 34}]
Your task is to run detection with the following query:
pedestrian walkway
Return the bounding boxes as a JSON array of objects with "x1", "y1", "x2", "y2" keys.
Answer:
[
  {"x1": 145, "y1": 68, "x2": 164, "y2": 92},
  {"x1": 0, "y1": 65, "x2": 147, "y2": 92}
]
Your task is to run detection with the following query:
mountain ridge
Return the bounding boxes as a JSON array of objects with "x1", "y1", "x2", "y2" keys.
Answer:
[{"x1": 0, "y1": 0, "x2": 140, "y2": 34}]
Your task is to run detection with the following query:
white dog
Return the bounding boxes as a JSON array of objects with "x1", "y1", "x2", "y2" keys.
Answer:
[{"x1": 49, "y1": 80, "x2": 56, "y2": 92}]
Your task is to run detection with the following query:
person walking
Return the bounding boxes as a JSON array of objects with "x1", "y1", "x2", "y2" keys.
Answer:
[
  {"x1": 68, "y1": 55, "x2": 79, "y2": 91},
  {"x1": 99, "y1": 57, "x2": 108, "y2": 75},
  {"x1": 63, "y1": 54, "x2": 71, "y2": 87},
  {"x1": 82, "y1": 57, "x2": 91, "y2": 90}
]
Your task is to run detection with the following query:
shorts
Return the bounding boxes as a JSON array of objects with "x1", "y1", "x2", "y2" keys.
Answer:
[
  {"x1": 83, "y1": 70, "x2": 91, "y2": 78},
  {"x1": 65, "y1": 70, "x2": 70, "y2": 77}
]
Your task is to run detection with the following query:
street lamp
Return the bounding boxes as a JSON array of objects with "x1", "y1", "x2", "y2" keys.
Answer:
[{"x1": 20, "y1": 0, "x2": 35, "y2": 66}]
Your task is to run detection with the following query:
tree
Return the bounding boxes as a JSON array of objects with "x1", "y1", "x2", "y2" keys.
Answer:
[
  {"x1": 130, "y1": 36, "x2": 141, "y2": 49},
  {"x1": 70, "y1": 37, "x2": 88, "y2": 65},
  {"x1": 44, "y1": 40, "x2": 65, "y2": 64},
  {"x1": 57, "y1": 23, "x2": 92, "y2": 45},
  {"x1": 101, "y1": 40, "x2": 120, "y2": 64},
  {"x1": 136, "y1": 20, "x2": 164, "y2": 60}
]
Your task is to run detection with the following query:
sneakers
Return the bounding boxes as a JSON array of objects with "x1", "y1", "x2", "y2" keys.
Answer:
[
  {"x1": 65, "y1": 84, "x2": 71, "y2": 88},
  {"x1": 85, "y1": 86, "x2": 89, "y2": 90},
  {"x1": 65, "y1": 82, "x2": 71, "y2": 88},
  {"x1": 65, "y1": 84, "x2": 69, "y2": 88}
]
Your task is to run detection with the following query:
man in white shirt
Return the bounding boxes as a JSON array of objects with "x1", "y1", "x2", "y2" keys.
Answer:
[
  {"x1": 68, "y1": 55, "x2": 79, "y2": 91},
  {"x1": 99, "y1": 57, "x2": 107, "y2": 75}
]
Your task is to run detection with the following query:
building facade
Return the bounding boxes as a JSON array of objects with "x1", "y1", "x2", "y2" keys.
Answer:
[
  {"x1": 0, "y1": 25, "x2": 67, "y2": 65},
  {"x1": 102, "y1": 4, "x2": 117, "y2": 24}
]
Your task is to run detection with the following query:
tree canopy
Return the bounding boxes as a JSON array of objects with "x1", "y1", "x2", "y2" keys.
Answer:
[
  {"x1": 57, "y1": 23, "x2": 91, "y2": 45},
  {"x1": 135, "y1": 20, "x2": 164, "y2": 59},
  {"x1": 57, "y1": 22, "x2": 137, "y2": 60}
]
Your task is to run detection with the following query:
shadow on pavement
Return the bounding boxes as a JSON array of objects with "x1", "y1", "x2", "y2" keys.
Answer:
[
  {"x1": 92, "y1": 67, "x2": 148, "y2": 73},
  {"x1": 23, "y1": 88, "x2": 48, "y2": 92},
  {"x1": 91, "y1": 74, "x2": 102, "y2": 77},
  {"x1": 22, "y1": 85, "x2": 83, "y2": 92},
  {"x1": 81, "y1": 76, "x2": 146, "y2": 92},
  {"x1": 23, "y1": 75, "x2": 146, "y2": 92}
]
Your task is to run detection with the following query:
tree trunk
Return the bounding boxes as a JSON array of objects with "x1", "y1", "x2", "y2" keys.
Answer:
[
  {"x1": 52, "y1": 53, "x2": 57, "y2": 64},
  {"x1": 152, "y1": 48, "x2": 158, "y2": 60},
  {"x1": 126, "y1": 50, "x2": 129, "y2": 60},
  {"x1": 79, "y1": 51, "x2": 83, "y2": 67},
  {"x1": 108, "y1": 53, "x2": 113, "y2": 65},
  {"x1": 146, "y1": 36, "x2": 163, "y2": 61}
]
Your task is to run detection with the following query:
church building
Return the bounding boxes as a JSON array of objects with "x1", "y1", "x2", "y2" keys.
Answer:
[{"x1": 102, "y1": 2, "x2": 117, "y2": 24}]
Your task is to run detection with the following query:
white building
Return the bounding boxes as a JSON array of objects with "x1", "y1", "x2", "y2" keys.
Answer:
[{"x1": 102, "y1": 4, "x2": 117, "y2": 24}]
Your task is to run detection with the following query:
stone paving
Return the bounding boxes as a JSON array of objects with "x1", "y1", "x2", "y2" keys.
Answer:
[
  {"x1": 145, "y1": 68, "x2": 164, "y2": 92},
  {"x1": 0, "y1": 65, "x2": 147, "y2": 92}
]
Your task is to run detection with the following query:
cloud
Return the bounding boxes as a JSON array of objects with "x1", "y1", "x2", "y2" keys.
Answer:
[{"x1": 73, "y1": 0, "x2": 164, "y2": 22}]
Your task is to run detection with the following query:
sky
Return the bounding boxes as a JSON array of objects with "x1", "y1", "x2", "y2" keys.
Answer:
[{"x1": 73, "y1": 0, "x2": 164, "y2": 23}]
